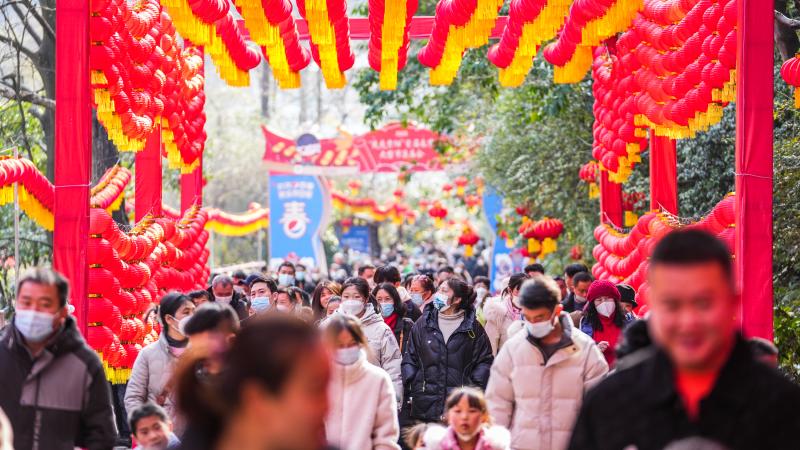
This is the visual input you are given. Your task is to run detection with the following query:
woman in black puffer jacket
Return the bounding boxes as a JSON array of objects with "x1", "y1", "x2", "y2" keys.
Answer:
[{"x1": 401, "y1": 278, "x2": 494, "y2": 423}]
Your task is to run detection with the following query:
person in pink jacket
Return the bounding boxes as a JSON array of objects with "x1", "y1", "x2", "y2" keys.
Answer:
[
  {"x1": 323, "y1": 314, "x2": 401, "y2": 450},
  {"x1": 423, "y1": 387, "x2": 511, "y2": 450}
]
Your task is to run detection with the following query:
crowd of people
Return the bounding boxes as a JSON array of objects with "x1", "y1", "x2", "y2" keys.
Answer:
[{"x1": 1, "y1": 230, "x2": 799, "y2": 450}]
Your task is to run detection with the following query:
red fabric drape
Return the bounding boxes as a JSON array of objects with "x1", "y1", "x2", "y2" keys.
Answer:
[
  {"x1": 135, "y1": 126, "x2": 162, "y2": 222},
  {"x1": 54, "y1": 0, "x2": 91, "y2": 334},
  {"x1": 736, "y1": 0, "x2": 774, "y2": 339},
  {"x1": 649, "y1": 132, "x2": 678, "y2": 215},
  {"x1": 600, "y1": 170, "x2": 623, "y2": 228},
  {"x1": 181, "y1": 155, "x2": 203, "y2": 214}
]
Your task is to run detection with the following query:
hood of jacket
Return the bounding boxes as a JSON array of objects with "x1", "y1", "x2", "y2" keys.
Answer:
[{"x1": 359, "y1": 305, "x2": 383, "y2": 327}]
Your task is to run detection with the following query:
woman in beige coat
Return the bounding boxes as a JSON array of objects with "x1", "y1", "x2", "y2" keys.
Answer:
[
  {"x1": 483, "y1": 273, "x2": 529, "y2": 355},
  {"x1": 323, "y1": 314, "x2": 401, "y2": 450}
]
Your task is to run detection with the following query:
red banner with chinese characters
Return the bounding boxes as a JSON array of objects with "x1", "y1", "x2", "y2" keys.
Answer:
[{"x1": 262, "y1": 122, "x2": 443, "y2": 174}]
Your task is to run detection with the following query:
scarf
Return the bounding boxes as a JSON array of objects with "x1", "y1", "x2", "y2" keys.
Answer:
[{"x1": 384, "y1": 312, "x2": 399, "y2": 331}]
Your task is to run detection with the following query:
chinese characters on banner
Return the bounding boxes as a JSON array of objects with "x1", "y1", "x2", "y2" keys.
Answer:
[
  {"x1": 268, "y1": 174, "x2": 331, "y2": 271},
  {"x1": 262, "y1": 122, "x2": 443, "y2": 174}
]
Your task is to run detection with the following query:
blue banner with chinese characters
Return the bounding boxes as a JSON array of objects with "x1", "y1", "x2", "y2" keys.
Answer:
[
  {"x1": 339, "y1": 225, "x2": 371, "y2": 254},
  {"x1": 483, "y1": 188, "x2": 526, "y2": 293},
  {"x1": 268, "y1": 174, "x2": 330, "y2": 271}
]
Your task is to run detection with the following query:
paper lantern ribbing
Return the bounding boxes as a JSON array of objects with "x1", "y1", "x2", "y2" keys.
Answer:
[
  {"x1": 781, "y1": 54, "x2": 800, "y2": 108},
  {"x1": 418, "y1": 0, "x2": 504, "y2": 85},
  {"x1": 368, "y1": 0, "x2": 419, "y2": 90},
  {"x1": 296, "y1": 0, "x2": 354, "y2": 88}
]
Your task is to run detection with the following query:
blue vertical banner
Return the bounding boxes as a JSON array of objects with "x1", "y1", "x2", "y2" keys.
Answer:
[
  {"x1": 483, "y1": 188, "x2": 526, "y2": 293},
  {"x1": 269, "y1": 174, "x2": 330, "y2": 272}
]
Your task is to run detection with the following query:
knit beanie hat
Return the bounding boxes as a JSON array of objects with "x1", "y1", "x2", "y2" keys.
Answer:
[{"x1": 587, "y1": 280, "x2": 621, "y2": 303}]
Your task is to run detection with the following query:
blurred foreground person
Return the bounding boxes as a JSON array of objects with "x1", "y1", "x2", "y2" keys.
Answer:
[
  {"x1": 486, "y1": 277, "x2": 607, "y2": 450},
  {"x1": 175, "y1": 315, "x2": 331, "y2": 450},
  {"x1": 183, "y1": 302, "x2": 240, "y2": 378},
  {"x1": 569, "y1": 230, "x2": 800, "y2": 450},
  {"x1": 0, "y1": 407, "x2": 12, "y2": 450},
  {"x1": 0, "y1": 268, "x2": 117, "y2": 450},
  {"x1": 402, "y1": 279, "x2": 493, "y2": 424},
  {"x1": 130, "y1": 403, "x2": 180, "y2": 450},
  {"x1": 322, "y1": 314, "x2": 400, "y2": 450},
  {"x1": 423, "y1": 387, "x2": 510, "y2": 450},
  {"x1": 126, "y1": 293, "x2": 196, "y2": 429}
]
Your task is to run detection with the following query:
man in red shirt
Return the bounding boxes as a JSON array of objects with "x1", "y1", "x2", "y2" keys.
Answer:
[{"x1": 569, "y1": 229, "x2": 800, "y2": 450}]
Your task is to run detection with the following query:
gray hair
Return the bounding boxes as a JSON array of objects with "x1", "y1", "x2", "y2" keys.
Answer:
[
  {"x1": 17, "y1": 267, "x2": 69, "y2": 308},
  {"x1": 211, "y1": 274, "x2": 233, "y2": 288}
]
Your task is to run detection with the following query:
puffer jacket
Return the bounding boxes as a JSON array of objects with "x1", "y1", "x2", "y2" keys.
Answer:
[
  {"x1": 423, "y1": 425, "x2": 511, "y2": 450},
  {"x1": 124, "y1": 334, "x2": 179, "y2": 428},
  {"x1": 401, "y1": 308, "x2": 494, "y2": 423},
  {"x1": 360, "y1": 307, "x2": 404, "y2": 402},
  {"x1": 325, "y1": 351, "x2": 400, "y2": 450},
  {"x1": 483, "y1": 296, "x2": 520, "y2": 356},
  {"x1": 485, "y1": 312, "x2": 608, "y2": 450},
  {"x1": 0, "y1": 317, "x2": 117, "y2": 450}
]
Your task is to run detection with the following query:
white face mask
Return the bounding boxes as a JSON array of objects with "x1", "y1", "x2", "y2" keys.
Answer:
[
  {"x1": 335, "y1": 346, "x2": 361, "y2": 366},
  {"x1": 215, "y1": 295, "x2": 232, "y2": 305},
  {"x1": 341, "y1": 299, "x2": 364, "y2": 316},
  {"x1": 15, "y1": 309, "x2": 57, "y2": 343},
  {"x1": 574, "y1": 295, "x2": 587, "y2": 304},
  {"x1": 278, "y1": 274, "x2": 295, "y2": 286},
  {"x1": 177, "y1": 315, "x2": 193, "y2": 335},
  {"x1": 526, "y1": 313, "x2": 557, "y2": 339},
  {"x1": 276, "y1": 304, "x2": 292, "y2": 312},
  {"x1": 596, "y1": 302, "x2": 616, "y2": 317},
  {"x1": 475, "y1": 287, "x2": 487, "y2": 300}
]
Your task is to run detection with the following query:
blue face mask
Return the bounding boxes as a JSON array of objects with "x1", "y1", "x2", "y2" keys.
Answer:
[
  {"x1": 380, "y1": 303, "x2": 395, "y2": 318},
  {"x1": 433, "y1": 292, "x2": 448, "y2": 311},
  {"x1": 251, "y1": 296, "x2": 271, "y2": 313},
  {"x1": 278, "y1": 274, "x2": 295, "y2": 286},
  {"x1": 410, "y1": 293, "x2": 424, "y2": 306}
]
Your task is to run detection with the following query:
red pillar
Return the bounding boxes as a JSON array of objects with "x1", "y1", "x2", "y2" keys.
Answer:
[
  {"x1": 600, "y1": 170, "x2": 623, "y2": 228},
  {"x1": 649, "y1": 132, "x2": 678, "y2": 215},
  {"x1": 181, "y1": 155, "x2": 203, "y2": 214},
  {"x1": 54, "y1": 0, "x2": 91, "y2": 334},
  {"x1": 736, "y1": 0, "x2": 773, "y2": 339},
  {"x1": 135, "y1": 126, "x2": 163, "y2": 222}
]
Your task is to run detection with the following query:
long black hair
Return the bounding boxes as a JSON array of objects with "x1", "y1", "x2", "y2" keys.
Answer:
[
  {"x1": 372, "y1": 283, "x2": 406, "y2": 319},
  {"x1": 445, "y1": 278, "x2": 476, "y2": 313},
  {"x1": 501, "y1": 273, "x2": 530, "y2": 299},
  {"x1": 310, "y1": 280, "x2": 342, "y2": 321}
]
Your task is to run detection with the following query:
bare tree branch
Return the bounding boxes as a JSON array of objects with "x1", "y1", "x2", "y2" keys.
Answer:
[
  {"x1": 0, "y1": 35, "x2": 37, "y2": 63},
  {"x1": 0, "y1": 84, "x2": 55, "y2": 108},
  {"x1": 776, "y1": 10, "x2": 800, "y2": 30},
  {"x1": 10, "y1": 2, "x2": 41, "y2": 46},
  {"x1": 17, "y1": 0, "x2": 53, "y2": 40},
  {"x1": 775, "y1": 10, "x2": 800, "y2": 60}
]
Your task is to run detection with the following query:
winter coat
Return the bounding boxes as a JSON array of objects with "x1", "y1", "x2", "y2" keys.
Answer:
[
  {"x1": 325, "y1": 351, "x2": 401, "y2": 450},
  {"x1": 359, "y1": 307, "x2": 404, "y2": 402},
  {"x1": 392, "y1": 315, "x2": 415, "y2": 356},
  {"x1": 483, "y1": 296, "x2": 520, "y2": 356},
  {"x1": 206, "y1": 288, "x2": 249, "y2": 321},
  {"x1": 125, "y1": 334, "x2": 179, "y2": 428},
  {"x1": 0, "y1": 317, "x2": 117, "y2": 450},
  {"x1": 401, "y1": 308, "x2": 494, "y2": 423},
  {"x1": 485, "y1": 312, "x2": 608, "y2": 450},
  {"x1": 423, "y1": 425, "x2": 511, "y2": 450},
  {"x1": 578, "y1": 312, "x2": 635, "y2": 338},
  {"x1": 404, "y1": 299, "x2": 422, "y2": 322},
  {"x1": 568, "y1": 336, "x2": 800, "y2": 450}
]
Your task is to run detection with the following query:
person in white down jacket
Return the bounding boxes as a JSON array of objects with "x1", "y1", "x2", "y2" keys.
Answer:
[
  {"x1": 485, "y1": 277, "x2": 608, "y2": 450},
  {"x1": 322, "y1": 313, "x2": 400, "y2": 450}
]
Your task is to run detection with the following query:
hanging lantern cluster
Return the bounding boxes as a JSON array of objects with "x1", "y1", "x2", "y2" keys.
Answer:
[
  {"x1": 578, "y1": 161, "x2": 600, "y2": 199},
  {"x1": 622, "y1": 190, "x2": 646, "y2": 227},
  {"x1": 542, "y1": 0, "x2": 643, "y2": 83},
  {"x1": 90, "y1": 165, "x2": 132, "y2": 212},
  {"x1": 87, "y1": 205, "x2": 211, "y2": 383},
  {"x1": 428, "y1": 202, "x2": 449, "y2": 228},
  {"x1": 159, "y1": 0, "x2": 260, "y2": 86},
  {"x1": 457, "y1": 224, "x2": 480, "y2": 257},
  {"x1": 331, "y1": 191, "x2": 418, "y2": 224},
  {"x1": 488, "y1": 0, "x2": 571, "y2": 87},
  {"x1": 465, "y1": 194, "x2": 482, "y2": 214},
  {"x1": 592, "y1": 194, "x2": 735, "y2": 308},
  {"x1": 591, "y1": 46, "x2": 647, "y2": 183},
  {"x1": 296, "y1": 0, "x2": 354, "y2": 88},
  {"x1": 161, "y1": 45, "x2": 207, "y2": 173},
  {"x1": 234, "y1": 0, "x2": 310, "y2": 89},
  {"x1": 781, "y1": 54, "x2": 800, "y2": 108},
  {"x1": 347, "y1": 179, "x2": 362, "y2": 196},
  {"x1": 442, "y1": 183, "x2": 454, "y2": 197},
  {"x1": 339, "y1": 217, "x2": 354, "y2": 233},
  {"x1": 0, "y1": 157, "x2": 55, "y2": 230},
  {"x1": 368, "y1": 0, "x2": 418, "y2": 90},
  {"x1": 205, "y1": 204, "x2": 270, "y2": 236},
  {"x1": 418, "y1": 0, "x2": 504, "y2": 85},
  {"x1": 518, "y1": 216, "x2": 564, "y2": 259},
  {"x1": 617, "y1": 0, "x2": 738, "y2": 139},
  {"x1": 453, "y1": 176, "x2": 468, "y2": 196}
]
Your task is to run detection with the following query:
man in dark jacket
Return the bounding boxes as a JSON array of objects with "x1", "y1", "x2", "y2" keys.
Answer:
[
  {"x1": 0, "y1": 268, "x2": 117, "y2": 450},
  {"x1": 569, "y1": 230, "x2": 800, "y2": 450},
  {"x1": 208, "y1": 274, "x2": 249, "y2": 321},
  {"x1": 400, "y1": 286, "x2": 493, "y2": 423}
]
